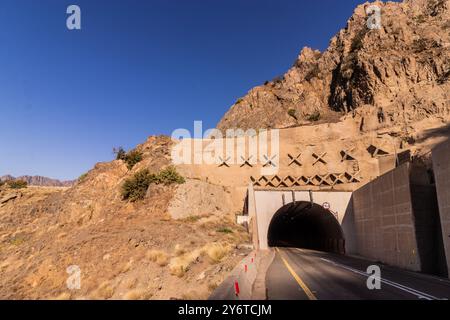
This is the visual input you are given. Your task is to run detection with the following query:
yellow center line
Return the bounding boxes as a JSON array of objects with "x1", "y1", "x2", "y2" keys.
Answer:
[{"x1": 276, "y1": 248, "x2": 317, "y2": 300}]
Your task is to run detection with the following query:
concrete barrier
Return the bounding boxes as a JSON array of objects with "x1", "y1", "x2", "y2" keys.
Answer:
[
  {"x1": 352, "y1": 163, "x2": 421, "y2": 271},
  {"x1": 209, "y1": 250, "x2": 274, "y2": 300},
  {"x1": 432, "y1": 140, "x2": 450, "y2": 278}
]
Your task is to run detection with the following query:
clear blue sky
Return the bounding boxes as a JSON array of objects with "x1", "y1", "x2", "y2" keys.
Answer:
[{"x1": 0, "y1": 0, "x2": 371, "y2": 180}]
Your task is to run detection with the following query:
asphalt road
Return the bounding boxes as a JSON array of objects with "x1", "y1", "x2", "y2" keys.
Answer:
[{"x1": 266, "y1": 247, "x2": 450, "y2": 300}]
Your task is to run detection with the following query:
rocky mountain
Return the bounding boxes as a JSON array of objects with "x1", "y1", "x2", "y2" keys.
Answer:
[
  {"x1": 217, "y1": 0, "x2": 450, "y2": 131},
  {"x1": 0, "y1": 175, "x2": 75, "y2": 187}
]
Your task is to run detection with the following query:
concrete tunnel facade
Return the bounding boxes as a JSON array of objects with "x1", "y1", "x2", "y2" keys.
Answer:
[
  {"x1": 249, "y1": 189, "x2": 354, "y2": 252},
  {"x1": 268, "y1": 201, "x2": 346, "y2": 253}
]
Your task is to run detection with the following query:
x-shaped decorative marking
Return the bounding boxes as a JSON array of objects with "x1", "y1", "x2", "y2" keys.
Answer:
[
  {"x1": 263, "y1": 154, "x2": 277, "y2": 168},
  {"x1": 314, "y1": 174, "x2": 331, "y2": 186},
  {"x1": 267, "y1": 175, "x2": 282, "y2": 187},
  {"x1": 240, "y1": 155, "x2": 253, "y2": 167},
  {"x1": 283, "y1": 176, "x2": 296, "y2": 187},
  {"x1": 345, "y1": 171, "x2": 361, "y2": 183},
  {"x1": 218, "y1": 156, "x2": 231, "y2": 167},
  {"x1": 250, "y1": 176, "x2": 260, "y2": 186},
  {"x1": 288, "y1": 153, "x2": 302, "y2": 166},
  {"x1": 340, "y1": 148, "x2": 356, "y2": 161},
  {"x1": 329, "y1": 173, "x2": 346, "y2": 185},
  {"x1": 257, "y1": 176, "x2": 269, "y2": 185},
  {"x1": 367, "y1": 145, "x2": 388, "y2": 158},
  {"x1": 298, "y1": 175, "x2": 314, "y2": 186},
  {"x1": 312, "y1": 152, "x2": 327, "y2": 166}
]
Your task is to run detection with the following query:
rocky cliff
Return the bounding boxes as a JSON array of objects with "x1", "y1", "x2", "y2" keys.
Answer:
[{"x1": 217, "y1": 0, "x2": 450, "y2": 131}]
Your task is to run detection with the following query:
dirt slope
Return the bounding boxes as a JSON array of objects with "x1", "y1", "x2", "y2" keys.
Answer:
[{"x1": 0, "y1": 136, "x2": 250, "y2": 299}]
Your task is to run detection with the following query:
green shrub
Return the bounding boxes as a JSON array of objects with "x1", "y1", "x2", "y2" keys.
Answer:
[
  {"x1": 235, "y1": 98, "x2": 244, "y2": 105},
  {"x1": 78, "y1": 173, "x2": 88, "y2": 183},
  {"x1": 7, "y1": 180, "x2": 28, "y2": 189},
  {"x1": 121, "y1": 166, "x2": 185, "y2": 202},
  {"x1": 181, "y1": 215, "x2": 201, "y2": 223},
  {"x1": 114, "y1": 147, "x2": 127, "y2": 161},
  {"x1": 272, "y1": 75, "x2": 284, "y2": 83},
  {"x1": 155, "y1": 166, "x2": 185, "y2": 185},
  {"x1": 124, "y1": 149, "x2": 143, "y2": 170},
  {"x1": 0, "y1": 180, "x2": 5, "y2": 187},
  {"x1": 121, "y1": 169, "x2": 156, "y2": 201},
  {"x1": 217, "y1": 227, "x2": 233, "y2": 234},
  {"x1": 287, "y1": 109, "x2": 298, "y2": 120},
  {"x1": 307, "y1": 111, "x2": 321, "y2": 122},
  {"x1": 114, "y1": 147, "x2": 143, "y2": 170}
]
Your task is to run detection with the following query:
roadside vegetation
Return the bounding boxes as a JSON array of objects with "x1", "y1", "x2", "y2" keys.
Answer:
[
  {"x1": 114, "y1": 147, "x2": 143, "y2": 170},
  {"x1": 121, "y1": 166, "x2": 185, "y2": 201}
]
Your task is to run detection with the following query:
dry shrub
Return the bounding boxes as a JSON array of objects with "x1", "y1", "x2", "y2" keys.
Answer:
[
  {"x1": 146, "y1": 250, "x2": 169, "y2": 266},
  {"x1": 168, "y1": 250, "x2": 201, "y2": 278},
  {"x1": 203, "y1": 243, "x2": 230, "y2": 263}
]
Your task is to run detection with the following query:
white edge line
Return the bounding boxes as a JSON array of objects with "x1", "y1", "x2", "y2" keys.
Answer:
[{"x1": 320, "y1": 257, "x2": 441, "y2": 300}]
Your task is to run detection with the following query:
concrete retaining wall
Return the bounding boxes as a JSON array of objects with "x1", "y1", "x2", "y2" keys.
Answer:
[
  {"x1": 352, "y1": 163, "x2": 421, "y2": 271},
  {"x1": 432, "y1": 140, "x2": 450, "y2": 277}
]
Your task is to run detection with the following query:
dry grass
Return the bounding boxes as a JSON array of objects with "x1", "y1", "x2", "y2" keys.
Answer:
[
  {"x1": 207, "y1": 281, "x2": 219, "y2": 291},
  {"x1": 121, "y1": 259, "x2": 133, "y2": 273},
  {"x1": 169, "y1": 243, "x2": 232, "y2": 277},
  {"x1": 123, "y1": 288, "x2": 153, "y2": 300},
  {"x1": 122, "y1": 277, "x2": 137, "y2": 289},
  {"x1": 168, "y1": 250, "x2": 201, "y2": 278},
  {"x1": 181, "y1": 290, "x2": 205, "y2": 300},
  {"x1": 54, "y1": 292, "x2": 71, "y2": 300},
  {"x1": 202, "y1": 243, "x2": 230, "y2": 263},
  {"x1": 174, "y1": 244, "x2": 185, "y2": 256},
  {"x1": 94, "y1": 281, "x2": 115, "y2": 299},
  {"x1": 179, "y1": 215, "x2": 201, "y2": 223},
  {"x1": 146, "y1": 249, "x2": 169, "y2": 266}
]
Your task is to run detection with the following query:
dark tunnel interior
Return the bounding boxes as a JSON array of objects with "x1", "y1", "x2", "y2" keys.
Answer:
[{"x1": 268, "y1": 201, "x2": 345, "y2": 254}]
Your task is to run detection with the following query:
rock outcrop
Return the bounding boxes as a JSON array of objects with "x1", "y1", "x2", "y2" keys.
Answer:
[{"x1": 217, "y1": 0, "x2": 450, "y2": 131}]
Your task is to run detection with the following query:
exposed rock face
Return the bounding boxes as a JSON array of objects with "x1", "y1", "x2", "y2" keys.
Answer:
[
  {"x1": 217, "y1": 0, "x2": 450, "y2": 131},
  {"x1": 0, "y1": 175, "x2": 75, "y2": 187}
]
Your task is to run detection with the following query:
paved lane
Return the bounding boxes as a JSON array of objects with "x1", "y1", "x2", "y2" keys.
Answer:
[{"x1": 266, "y1": 247, "x2": 450, "y2": 300}]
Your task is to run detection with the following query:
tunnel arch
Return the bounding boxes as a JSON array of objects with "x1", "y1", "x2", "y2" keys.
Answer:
[{"x1": 267, "y1": 201, "x2": 345, "y2": 254}]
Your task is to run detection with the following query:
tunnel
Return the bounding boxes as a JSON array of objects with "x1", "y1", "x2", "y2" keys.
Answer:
[{"x1": 267, "y1": 201, "x2": 345, "y2": 254}]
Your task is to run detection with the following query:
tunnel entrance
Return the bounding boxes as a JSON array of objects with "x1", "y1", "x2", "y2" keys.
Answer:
[{"x1": 267, "y1": 201, "x2": 345, "y2": 254}]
